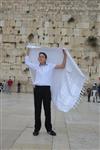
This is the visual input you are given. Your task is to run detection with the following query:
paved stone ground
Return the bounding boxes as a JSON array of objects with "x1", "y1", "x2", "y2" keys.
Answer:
[{"x1": 0, "y1": 93, "x2": 100, "y2": 150}]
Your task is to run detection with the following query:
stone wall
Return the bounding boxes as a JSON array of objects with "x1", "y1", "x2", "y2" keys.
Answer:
[{"x1": 0, "y1": 0, "x2": 100, "y2": 92}]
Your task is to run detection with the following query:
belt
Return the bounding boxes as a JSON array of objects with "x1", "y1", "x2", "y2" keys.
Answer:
[{"x1": 35, "y1": 85, "x2": 50, "y2": 88}]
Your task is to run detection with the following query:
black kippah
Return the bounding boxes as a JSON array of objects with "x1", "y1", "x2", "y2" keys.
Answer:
[{"x1": 39, "y1": 52, "x2": 47, "y2": 59}]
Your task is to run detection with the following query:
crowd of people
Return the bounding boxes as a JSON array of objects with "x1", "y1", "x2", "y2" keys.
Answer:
[
  {"x1": 0, "y1": 77, "x2": 21, "y2": 94},
  {"x1": 87, "y1": 83, "x2": 100, "y2": 103}
]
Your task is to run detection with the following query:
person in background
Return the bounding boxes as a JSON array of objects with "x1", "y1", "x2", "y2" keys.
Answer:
[
  {"x1": 97, "y1": 83, "x2": 100, "y2": 100},
  {"x1": 17, "y1": 81, "x2": 21, "y2": 93},
  {"x1": 2, "y1": 80, "x2": 7, "y2": 93},
  {"x1": 87, "y1": 88, "x2": 91, "y2": 102},
  {"x1": 92, "y1": 83, "x2": 98, "y2": 102},
  {"x1": 7, "y1": 77, "x2": 13, "y2": 94},
  {"x1": 0, "y1": 82, "x2": 3, "y2": 92}
]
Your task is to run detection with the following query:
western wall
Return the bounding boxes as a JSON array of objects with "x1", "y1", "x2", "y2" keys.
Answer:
[{"x1": 0, "y1": 0, "x2": 100, "y2": 92}]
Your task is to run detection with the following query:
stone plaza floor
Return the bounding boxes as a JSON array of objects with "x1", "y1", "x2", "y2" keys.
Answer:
[{"x1": 0, "y1": 93, "x2": 100, "y2": 150}]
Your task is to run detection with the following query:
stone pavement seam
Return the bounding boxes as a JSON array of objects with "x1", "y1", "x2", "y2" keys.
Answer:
[
  {"x1": 51, "y1": 108, "x2": 57, "y2": 150},
  {"x1": 64, "y1": 114, "x2": 71, "y2": 150},
  {"x1": 10, "y1": 126, "x2": 27, "y2": 150}
]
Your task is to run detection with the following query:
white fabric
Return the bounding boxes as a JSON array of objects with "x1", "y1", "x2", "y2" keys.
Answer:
[
  {"x1": 25, "y1": 56, "x2": 56, "y2": 86},
  {"x1": 26, "y1": 44, "x2": 86, "y2": 112},
  {"x1": 25, "y1": 56, "x2": 38, "y2": 70},
  {"x1": 92, "y1": 90, "x2": 97, "y2": 97}
]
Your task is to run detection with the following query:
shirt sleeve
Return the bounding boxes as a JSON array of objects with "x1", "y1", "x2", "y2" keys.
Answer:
[
  {"x1": 49, "y1": 63, "x2": 56, "y2": 69},
  {"x1": 25, "y1": 56, "x2": 38, "y2": 70}
]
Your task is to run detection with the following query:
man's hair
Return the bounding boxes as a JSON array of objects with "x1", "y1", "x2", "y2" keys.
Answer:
[{"x1": 39, "y1": 52, "x2": 47, "y2": 59}]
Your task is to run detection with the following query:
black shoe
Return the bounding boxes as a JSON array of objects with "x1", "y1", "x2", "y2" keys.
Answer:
[
  {"x1": 47, "y1": 130, "x2": 56, "y2": 136},
  {"x1": 33, "y1": 130, "x2": 39, "y2": 136}
]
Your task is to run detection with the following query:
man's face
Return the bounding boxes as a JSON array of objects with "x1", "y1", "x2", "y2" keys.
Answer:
[{"x1": 38, "y1": 54, "x2": 47, "y2": 64}]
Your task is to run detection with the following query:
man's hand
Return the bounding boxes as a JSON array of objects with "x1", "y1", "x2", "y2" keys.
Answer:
[
  {"x1": 62, "y1": 49, "x2": 67, "y2": 57},
  {"x1": 55, "y1": 49, "x2": 67, "y2": 69}
]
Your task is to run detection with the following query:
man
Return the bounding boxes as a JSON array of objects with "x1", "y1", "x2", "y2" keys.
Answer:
[
  {"x1": 87, "y1": 87, "x2": 91, "y2": 102},
  {"x1": 7, "y1": 77, "x2": 13, "y2": 94},
  {"x1": 97, "y1": 83, "x2": 100, "y2": 100},
  {"x1": 25, "y1": 49, "x2": 67, "y2": 136},
  {"x1": 2, "y1": 80, "x2": 7, "y2": 93},
  {"x1": 0, "y1": 82, "x2": 3, "y2": 92},
  {"x1": 92, "y1": 83, "x2": 98, "y2": 102},
  {"x1": 17, "y1": 81, "x2": 21, "y2": 93}
]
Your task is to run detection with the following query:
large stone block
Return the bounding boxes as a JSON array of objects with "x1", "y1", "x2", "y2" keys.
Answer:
[
  {"x1": 16, "y1": 21, "x2": 22, "y2": 27},
  {"x1": 97, "y1": 29, "x2": 100, "y2": 36},
  {"x1": 96, "y1": 22, "x2": 100, "y2": 29},
  {"x1": 0, "y1": 34, "x2": 2, "y2": 43},
  {"x1": 0, "y1": 20, "x2": 4, "y2": 27},
  {"x1": 97, "y1": 14, "x2": 100, "y2": 22},
  {"x1": 76, "y1": 22, "x2": 89, "y2": 28},
  {"x1": 7, "y1": 35, "x2": 16, "y2": 42},
  {"x1": 80, "y1": 29, "x2": 90, "y2": 37},
  {"x1": 74, "y1": 29, "x2": 80, "y2": 36}
]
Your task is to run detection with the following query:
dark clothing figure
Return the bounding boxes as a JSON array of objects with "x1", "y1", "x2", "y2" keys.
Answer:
[
  {"x1": 0, "y1": 82, "x2": 3, "y2": 92},
  {"x1": 98, "y1": 84, "x2": 100, "y2": 100},
  {"x1": 7, "y1": 79, "x2": 13, "y2": 87},
  {"x1": 7, "y1": 79, "x2": 13, "y2": 93},
  {"x1": 17, "y1": 82, "x2": 21, "y2": 93},
  {"x1": 87, "y1": 88, "x2": 91, "y2": 102},
  {"x1": 92, "y1": 83, "x2": 98, "y2": 102},
  {"x1": 34, "y1": 85, "x2": 52, "y2": 132},
  {"x1": 2, "y1": 80, "x2": 7, "y2": 92},
  {"x1": 92, "y1": 84, "x2": 97, "y2": 90}
]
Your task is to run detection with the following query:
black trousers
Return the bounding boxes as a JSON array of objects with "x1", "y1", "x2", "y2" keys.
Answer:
[
  {"x1": 88, "y1": 94, "x2": 91, "y2": 102},
  {"x1": 33, "y1": 85, "x2": 52, "y2": 132}
]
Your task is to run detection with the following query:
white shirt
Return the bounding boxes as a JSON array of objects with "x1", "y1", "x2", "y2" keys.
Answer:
[{"x1": 25, "y1": 56, "x2": 56, "y2": 86}]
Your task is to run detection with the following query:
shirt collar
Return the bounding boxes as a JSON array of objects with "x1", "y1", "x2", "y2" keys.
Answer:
[{"x1": 39, "y1": 63, "x2": 48, "y2": 66}]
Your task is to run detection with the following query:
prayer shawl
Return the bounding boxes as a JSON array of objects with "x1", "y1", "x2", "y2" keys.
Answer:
[{"x1": 26, "y1": 43, "x2": 86, "y2": 112}]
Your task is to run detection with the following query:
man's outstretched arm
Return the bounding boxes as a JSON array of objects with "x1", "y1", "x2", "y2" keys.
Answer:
[
  {"x1": 25, "y1": 49, "x2": 35, "y2": 69},
  {"x1": 55, "y1": 49, "x2": 67, "y2": 69}
]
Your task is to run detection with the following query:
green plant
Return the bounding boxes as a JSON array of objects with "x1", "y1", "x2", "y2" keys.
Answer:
[
  {"x1": 84, "y1": 56, "x2": 89, "y2": 61},
  {"x1": 27, "y1": 33, "x2": 34, "y2": 41},
  {"x1": 23, "y1": 68, "x2": 29, "y2": 72},
  {"x1": 67, "y1": 17, "x2": 75, "y2": 23},
  {"x1": 87, "y1": 36, "x2": 98, "y2": 47},
  {"x1": 6, "y1": 54, "x2": 10, "y2": 57},
  {"x1": 22, "y1": 61, "x2": 25, "y2": 64},
  {"x1": 19, "y1": 40, "x2": 24, "y2": 44}
]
